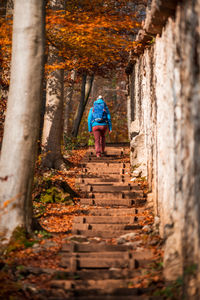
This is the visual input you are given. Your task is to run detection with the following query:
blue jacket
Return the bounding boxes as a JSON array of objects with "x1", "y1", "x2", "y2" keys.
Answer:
[{"x1": 88, "y1": 99, "x2": 112, "y2": 132}]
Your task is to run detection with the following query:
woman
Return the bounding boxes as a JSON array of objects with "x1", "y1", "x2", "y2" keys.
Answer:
[{"x1": 88, "y1": 95, "x2": 112, "y2": 157}]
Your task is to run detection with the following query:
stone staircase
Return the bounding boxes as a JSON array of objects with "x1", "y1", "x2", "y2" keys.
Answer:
[{"x1": 49, "y1": 145, "x2": 155, "y2": 300}]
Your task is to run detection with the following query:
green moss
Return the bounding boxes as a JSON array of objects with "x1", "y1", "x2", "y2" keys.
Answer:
[
  {"x1": 39, "y1": 186, "x2": 72, "y2": 204},
  {"x1": 5, "y1": 226, "x2": 37, "y2": 255},
  {"x1": 33, "y1": 174, "x2": 78, "y2": 210},
  {"x1": 88, "y1": 136, "x2": 94, "y2": 146}
]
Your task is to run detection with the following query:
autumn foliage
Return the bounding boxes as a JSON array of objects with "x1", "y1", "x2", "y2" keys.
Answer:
[
  {"x1": 0, "y1": 16, "x2": 12, "y2": 88},
  {"x1": 46, "y1": 1, "x2": 140, "y2": 73}
]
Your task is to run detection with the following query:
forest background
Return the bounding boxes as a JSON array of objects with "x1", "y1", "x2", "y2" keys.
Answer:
[
  {"x1": 0, "y1": 0, "x2": 146, "y2": 242},
  {"x1": 0, "y1": 0, "x2": 146, "y2": 151}
]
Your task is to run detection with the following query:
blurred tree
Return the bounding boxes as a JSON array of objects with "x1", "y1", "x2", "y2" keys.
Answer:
[
  {"x1": 71, "y1": 73, "x2": 94, "y2": 137},
  {"x1": 42, "y1": 0, "x2": 67, "y2": 170},
  {"x1": 63, "y1": 69, "x2": 76, "y2": 137}
]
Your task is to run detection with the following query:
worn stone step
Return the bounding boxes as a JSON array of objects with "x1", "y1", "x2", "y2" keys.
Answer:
[
  {"x1": 77, "y1": 175, "x2": 132, "y2": 184},
  {"x1": 60, "y1": 250, "x2": 153, "y2": 270},
  {"x1": 87, "y1": 207, "x2": 144, "y2": 216},
  {"x1": 81, "y1": 162, "x2": 130, "y2": 169},
  {"x1": 85, "y1": 149, "x2": 129, "y2": 157},
  {"x1": 77, "y1": 177, "x2": 131, "y2": 184},
  {"x1": 83, "y1": 155, "x2": 129, "y2": 162},
  {"x1": 83, "y1": 157, "x2": 129, "y2": 164},
  {"x1": 50, "y1": 279, "x2": 149, "y2": 298},
  {"x1": 88, "y1": 191, "x2": 144, "y2": 199},
  {"x1": 82, "y1": 167, "x2": 130, "y2": 175},
  {"x1": 50, "y1": 279, "x2": 137, "y2": 290},
  {"x1": 80, "y1": 184, "x2": 141, "y2": 193},
  {"x1": 72, "y1": 223, "x2": 142, "y2": 232},
  {"x1": 61, "y1": 243, "x2": 135, "y2": 253},
  {"x1": 52, "y1": 268, "x2": 141, "y2": 281},
  {"x1": 73, "y1": 215, "x2": 141, "y2": 224},
  {"x1": 60, "y1": 255, "x2": 136, "y2": 270},
  {"x1": 61, "y1": 251, "x2": 132, "y2": 259},
  {"x1": 80, "y1": 198, "x2": 146, "y2": 207},
  {"x1": 80, "y1": 198, "x2": 133, "y2": 207},
  {"x1": 71, "y1": 229, "x2": 139, "y2": 238}
]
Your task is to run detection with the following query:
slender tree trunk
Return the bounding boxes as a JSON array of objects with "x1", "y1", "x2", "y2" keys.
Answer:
[
  {"x1": 0, "y1": 0, "x2": 45, "y2": 242},
  {"x1": 42, "y1": 61, "x2": 66, "y2": 170},
  {"x1": 71, "y1": 74, "x2": 94, "y2": 137},
  {"x1": 63, "y1": 69, "x2": 76, "y2": 138},
  {"x1": 0, "y1": 0, "x2": 7, "y2": 16},
  {"x1": 41, "y1": 0, "x2": 66, "y2": 170},
  {"x1": 6, "y1": 0, "x2": 13, "y2": 15}
]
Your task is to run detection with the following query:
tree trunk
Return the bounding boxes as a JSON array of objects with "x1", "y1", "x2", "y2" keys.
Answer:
[
  {"x1": 6, "y1": 0, "x2": 13, "y2": 15},
  {"x1": 41, "y1": 0, "x2": 66, "y2": 170},
  {"x1": 42, "y1": 62, "x2": 66, "y2": 170},
  {"x1": 0, "y1": 0, "x2": 7, "y2": 17},
  {"x1": 0, "y1": 0, "x2": 45, "y2": 242},
  {"x1": 71, "y1": 74, "x2": 94, "y2": 137},
  {"x1": 63, "y1": 69, "x2": 76, "y2": 138}
]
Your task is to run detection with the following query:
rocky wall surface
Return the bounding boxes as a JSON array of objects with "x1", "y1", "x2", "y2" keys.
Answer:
[{"x1": 128, "y1": 0, "x2": 200, "y2": 297}]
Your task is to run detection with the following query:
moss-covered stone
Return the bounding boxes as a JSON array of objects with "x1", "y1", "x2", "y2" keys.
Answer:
[
  {"x1": 5, "y1": 226, "x2": 36, "y2": 254},
  {"x1": 34, "y1": 174, "x2": 78, "y2": 205},
  {"x1": 39, "y1": 186, "x2": 72, "y2": 204}
]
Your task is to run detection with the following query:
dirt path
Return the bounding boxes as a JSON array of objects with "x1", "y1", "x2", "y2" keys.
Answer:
[{"x1": 1, "y1": 145, "x2": 164, "y2": 299}]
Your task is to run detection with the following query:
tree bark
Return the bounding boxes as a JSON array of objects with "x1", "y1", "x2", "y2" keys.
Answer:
[
  {"x1": 71, "y1": 74, "x2": 94, "y2": 137},
  {"x1": 0, "y1": 0, "x2": 7, "y2": 17},
  {"x1": 0, "y1": 0, "x2": 45, "y2": 242},
  {"x1": 42, "y1": 62, "x2": 66, "y2": 170},
  {"x1": 41, "y1": 0, "x2": 66, "y2": 170},
  {"x1": 6, "y1": 0, "x2": 13, "y2": 15},
  {"x1": 63, "y1": 69, "x2": 76, "y2": 138}
]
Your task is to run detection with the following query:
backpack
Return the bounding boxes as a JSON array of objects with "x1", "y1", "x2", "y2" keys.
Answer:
[{"x1": 92, "y1": 101, "x2": 108, "y2": 123}]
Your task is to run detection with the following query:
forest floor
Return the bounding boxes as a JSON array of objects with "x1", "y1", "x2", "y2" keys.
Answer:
[{"x1": 0, "y1": 145, "x2": 178, "y2": 300}]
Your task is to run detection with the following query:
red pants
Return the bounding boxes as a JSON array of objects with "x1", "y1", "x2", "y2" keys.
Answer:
[{"x1": 92, "y1": 125, "x2": 107, "y2": 155}]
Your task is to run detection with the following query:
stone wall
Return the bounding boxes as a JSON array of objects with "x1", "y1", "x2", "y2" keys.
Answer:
[{"x1": 127, "y1": 0, "x2": 200, "y2": 297}]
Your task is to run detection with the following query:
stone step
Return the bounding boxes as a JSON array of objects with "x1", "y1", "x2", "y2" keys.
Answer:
[
  {"x1": 50, "y1": 279, "x2": 149, "y2": 299},
  {"x1": 60, "y1": 255, "x2": 136, "y2": 270},
  {"x1": 81, "y1": 167, "x2": 130, "y2": 175},
  {"x1": 85, "y1": 149, "x2": 129, "y2": 157},
  {"x1": 61, "y1": 243, "x2": 135, "y2": 253},
  {"x1": 87, "y1": 207, "x2": 144, "y2": 216},
  {"x1": 77, "y1": 174, "x2": 132, "y2": 183},
  {"x1": 81, "y1": 162, "x2": 130, "y2": 168},
  {"x1": 61, "y1": 251, "x2": 132, "y2": 259},
  {"x1": 87, "y1": 191, "x2": 144, "y2": 199},
  {"x1": 73, "y1": 215, "x2": 141, "y2": 224},
  {"x1": 71, "y1": 229, "x2": 139, "y2": 238},
  {"x1": 80, "y1": 198, "x2": 146, "y2": 207},
  {"x1": 52, "y1": 268, "x2": 141, "y2": 281},
  {"x1": 80, "y1": 184, "x2": 141, "y2": 193},
  {"x1": 84, "y1": 158, "x2": 130, "y2": 164},
  {"x1": 72, "y1": 223, "x2": 142, "y2": 232},
  {"x1": 60, "y1": 250, "x2": 153, "y2": 270},
  {"x1": 77, "y1": 177, "x2": 131, "y2": 184},
  {"x1": 50, "y1": 279, "x2": 137, "y2": 290}
]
